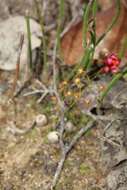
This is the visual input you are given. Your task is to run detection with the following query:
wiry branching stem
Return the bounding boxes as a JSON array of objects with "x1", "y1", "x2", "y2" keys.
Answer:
[{"x1": 51, "y1": 120, "x2": 95, "y2": 190}]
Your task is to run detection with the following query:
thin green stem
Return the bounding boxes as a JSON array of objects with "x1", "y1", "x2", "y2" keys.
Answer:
[
  {"x1": 56, "y1": 0, "x2": 64, "y2": 51},
  {"x1": 119, "y1": 36, "x2": 127, "y2": 58},
  {"x1": 25, "y1": 14, "x2": 33, "y2": 71},
  {"x1": 83, "y1": 0, "x2": 93, "y2": 48},
  {"x1": 34, "y1": 0, "x2": 47, "y2": 68},
  {"x1": 96, "y1": 0, "x2": 120, "y2": 45}
]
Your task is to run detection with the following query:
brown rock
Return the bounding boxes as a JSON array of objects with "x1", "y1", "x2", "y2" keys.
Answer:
[{"x1": 61, "y1": 1, "x2": 127, "y2": 65}]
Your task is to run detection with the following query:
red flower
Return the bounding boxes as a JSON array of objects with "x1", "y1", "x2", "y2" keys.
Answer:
[{"x1": 101, "y1": 53, "x2": 121, "y2": 74}]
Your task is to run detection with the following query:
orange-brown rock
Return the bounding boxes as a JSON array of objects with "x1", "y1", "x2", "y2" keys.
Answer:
[{"x1": 61, "y1": 1, "x2": 127, "y2": 65}]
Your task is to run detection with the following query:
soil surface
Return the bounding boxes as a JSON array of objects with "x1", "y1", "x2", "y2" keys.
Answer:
[{"x1": 0, "y1": 73, "x2": 104, "y2": 190}]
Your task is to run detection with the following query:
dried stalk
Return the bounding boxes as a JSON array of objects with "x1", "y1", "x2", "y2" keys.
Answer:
[
  {"x1": 11, "y1": 34, "x2": 24, "y2": 97},
  {"x1": 14, "y1": 77, "x2": 32, "y2": 98}
]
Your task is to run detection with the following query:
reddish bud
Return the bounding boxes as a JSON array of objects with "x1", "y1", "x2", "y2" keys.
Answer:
[{"x1": 102, "y1": 53, "x2": 121, "y2": 74}]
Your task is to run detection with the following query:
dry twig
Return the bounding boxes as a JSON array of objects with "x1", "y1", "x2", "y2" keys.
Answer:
[
  {"x1": 11, "y1": 34, "x2": 24, "y2": 97},
  {"x1": 14, "y1": 77, "x2": 32, "y2": 98},
  {"x1": 51, "y1": 120, "x2": 95, "y2": 190}
]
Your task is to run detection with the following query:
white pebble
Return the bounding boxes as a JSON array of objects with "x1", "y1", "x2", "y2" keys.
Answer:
[
  {"x1": 65, "y1": 121, "x2": 74, "y2": 133},
  {"x1": 47, "y1": 131, "x2": 59, "y2": 143},
  {"x1": 35, "y1": 114, "x2": 48, "y2": 127}
]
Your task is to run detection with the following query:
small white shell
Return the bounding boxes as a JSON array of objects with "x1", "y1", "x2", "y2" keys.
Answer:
[
  {"x1": 65, "y1": 121, "x2": 74, "y2": 133},
  {"x1": 35, "y1": 114, "x2": 48, "y2": 127},
  {"x1": 47, "y1": 131, "x2": 59, "y2": 143}
]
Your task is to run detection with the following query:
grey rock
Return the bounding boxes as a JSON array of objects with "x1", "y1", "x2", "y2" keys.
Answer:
[
  {"x1": 0, "y1": 0, "x2": 83, "y2": 26},
  {"x1": 79, "y1": 78, "x2": 127, "y2": 189},
  {"x1": 0, "y1": 16, "x2": 42, "y2": 71},
  {"x1": 101, "y1": 107, "x2": 127, "y2": 169},
  {"x1": 0, "y1": 0, "x2": 35, "y2": 20},
  {"x1": 106, "y1": 161, "x2": 127, "y2": 190},
  {"x1": 79, "y1": 78, "x2": 127, "y2": 113},
  {"x1": 0, "y1": 1, "x2": 9, "y2": 20}
]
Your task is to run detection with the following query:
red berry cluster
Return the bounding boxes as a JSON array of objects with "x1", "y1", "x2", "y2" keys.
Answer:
[{"x1": 101, "y1": 53, "x2": 121, "y2": 74}]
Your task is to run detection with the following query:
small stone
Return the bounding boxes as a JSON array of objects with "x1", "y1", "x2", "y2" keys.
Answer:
[
  {"x1": 35, "y1": 114, "x2": 48, "y2": 127},
  {"x1": 64, "y1": 117, "x2": 67, "y2": 122},
  {"x1": 65, "y1": 121, "x2": 74, "y2": 133},
  {"x1": 47, "y1": 131, "x2": 59, "y2": 143}
]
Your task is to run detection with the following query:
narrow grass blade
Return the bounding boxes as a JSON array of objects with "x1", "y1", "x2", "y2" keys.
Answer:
[
  {"x1": 57, "y1": 0, "x2": 64, "y2": 50},
  {"x1": 86, "y1": 48, "x2": 95, "y2": 70},
  {"x1": 119, "y1": 36, "x2": 127, "y2": 59},
  {"x1": 92, "y1": 0, "x2": 98, "y2": 17},
  {"x1": 25, "y1": 14, "x2": 33, "y2": 71},
  {"x1": 82, "y1": 0, "x2": 93, "y2": 48},
  {"x1": 34, "y1": 0, "x2": 47, "y2": 67},
  {"x1": 100, "y1": 72, "x2": 123, "y2": 101}
]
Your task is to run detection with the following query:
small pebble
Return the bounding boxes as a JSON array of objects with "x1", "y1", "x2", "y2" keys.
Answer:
[
  {"x1": 65, "y1": 121, "x2": 74, "y2": 133},
  {"x1": 47, "y1": 131, "x2": 59, "y2": 143},
  {"x1": 35, "y1": 114, "x2": 48, "y2": 127}
]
